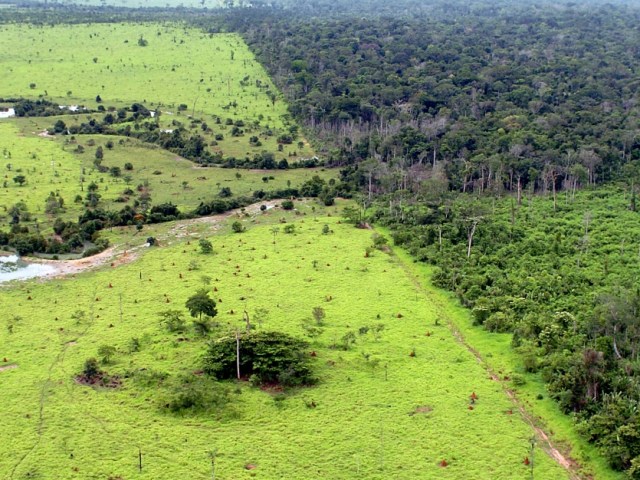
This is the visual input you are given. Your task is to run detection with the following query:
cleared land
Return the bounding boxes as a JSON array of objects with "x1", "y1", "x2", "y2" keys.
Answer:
[
  {"x1": 0, "y1": 24, "x2": 286, "y2": 125},
  {"x1": 0, "y1": 23, "x2": 324, "y2": 234},
  {"x1": 0, "y1": 23, "x2": 316, "y2": 164},
  {"x1": 0, "y1": 201, "x2": 569, "y2": 479},
  {"x1": 0, "y1": 122, "x2": 330, "y2": 231}
]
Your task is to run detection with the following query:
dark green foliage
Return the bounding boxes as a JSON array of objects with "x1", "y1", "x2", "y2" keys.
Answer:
[
  {"x1": 380, "y1": 188, "x2": 640, "y2": 473},
  {"x1": 82, "y1": 358, "x2": 101, "y2": 380},
  {"x1": 199, "y1": 238, "x2": 213, "y2": 254},
  {"x1": 148, "y1": 202, "x2": 181, "y2": 223},
  {"x1": 161, "y1": 373, "x2": 232, "y2": 415},
  {"x1": 281, "y1": 199, "x2": 294, "y2": 210},
  {"x1": 11, "y1": 98, "x2": 62, "y2": 117},
  {"x1": 218, "y1": 186, "x2": 233, "y2": 198},
  {"x1": 185, "y1": 289, "x2": 217, "y2": 320},
  {"x1": 203, "y1": 331, "x2": 317, "y2": 387},
  {"x1": 231, "y1": 221, "x2": 244, "y2": 233},
  {"x1": 13, "y1": 175, "x2": 26, "y2": 186}
]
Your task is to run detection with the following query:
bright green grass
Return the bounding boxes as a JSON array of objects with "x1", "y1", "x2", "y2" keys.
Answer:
[
  {"x1": 0, "y1": 21, "x2": 315, "y2": 162},
  {"x1": 1, "y1": 202, "x2": 569, "y2": 479},
  {"x1": 0, "y1": 24, "x2": 288, "y2": 127},
  {"x1": 0, "y1": 122, "x2": 332, "y2": 232}
]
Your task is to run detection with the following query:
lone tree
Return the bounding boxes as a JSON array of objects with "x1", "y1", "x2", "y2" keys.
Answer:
[
  {"x1": 185, "y1": 289, "x2": 217, "y2": 320},
  {"x1": 13, "y1": 175, "x2": 26, "y2": 186},
  {"x1": 199, "y1": 238, "x2": 213, "y2": 254}
]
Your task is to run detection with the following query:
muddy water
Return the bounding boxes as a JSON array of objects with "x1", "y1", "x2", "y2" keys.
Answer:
[{"x1": 0, "y1": 255, "x2": 56, "y2": 282}]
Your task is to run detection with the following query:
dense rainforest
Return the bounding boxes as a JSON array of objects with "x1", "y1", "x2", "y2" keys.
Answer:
[
  {"x1": 214, "y1": 2, "x2": 640, "y2": 197},
  {"x1": 3, "y1": 0, "x2": 640, "y2": 476}
]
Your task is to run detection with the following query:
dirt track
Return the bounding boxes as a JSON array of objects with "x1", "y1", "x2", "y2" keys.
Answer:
[{"x1": 24, "y1": 200, "x2": 282, "y2": 280}]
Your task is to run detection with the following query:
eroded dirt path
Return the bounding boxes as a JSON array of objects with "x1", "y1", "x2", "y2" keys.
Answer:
[
  {"x1": 22, "y1": 200, "x2": 282, "y2": 281},
  {"x1": 390, "y1": 250, "x2": 589, "y2": 480}
]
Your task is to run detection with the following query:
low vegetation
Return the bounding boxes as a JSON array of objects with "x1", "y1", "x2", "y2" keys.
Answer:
[{"x1": 0, "y1": 206, "x2": 567, "y2": 479}]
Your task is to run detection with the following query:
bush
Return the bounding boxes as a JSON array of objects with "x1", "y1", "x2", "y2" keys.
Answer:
[
  {"x1": 159, "y1": 310, "x2": 187, "y2": 333},
  {"x1": 231, "y1": 221, "x2": 244, "y2": 233},
  {"x1": 199, "y1": 238, "x2": 213, "y2": 254},
  {"x1": 281, "y1": 199, "x2": 294, "y2": 210},
  {"x1": 203, "y1": 331, "x2": 317, "y2": 387},
  {"x1": 162, "y1": 374, "x2": 232, "y2": 415}
]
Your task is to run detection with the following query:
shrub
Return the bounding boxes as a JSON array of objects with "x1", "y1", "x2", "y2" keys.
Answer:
[
  {"x1": 162, "y1": 374, "x2": 232, "y2": 415},
  {"x1": 203, "y1": 331, "x2": 317, "y2": 387},
  {"x1": 159, "y1": 310, "x2": 187, "y2": 333},
  {"x1": 199, "y1": 238, "x2": 213, "y2": 254},
  {"x1": 281, "y1": 199, "x2": 294, "y2": 210}
]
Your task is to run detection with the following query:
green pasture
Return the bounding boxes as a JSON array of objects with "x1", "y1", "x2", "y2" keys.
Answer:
[
  {"x1": 1, "y1": 22, "x2": 318, "y2": 150},
  {"x1": 0, "y1": 24, "x2": 287, "y2": 126},
  {"x1": 0, "y1": 121, "x2": 332, "y2": 233},
  {"x1": 0, "y1": 203, "x2": 568, "y2": 479}
]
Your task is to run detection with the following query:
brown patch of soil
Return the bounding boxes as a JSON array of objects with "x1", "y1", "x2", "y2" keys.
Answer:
[
  {"x1": 409, "y1": 405, "x2": 433, "y2": 416},
  {"x1": 0, "y1": 364, "x2": 18, "y2": 372},
  {"x1": 75, "y1": 374, "x2": 121, "y2": 388}
]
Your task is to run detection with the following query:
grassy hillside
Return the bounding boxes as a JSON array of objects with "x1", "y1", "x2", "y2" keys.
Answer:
[
  {"x1": 0, "y1": 121, "x2": 330, "y2": 232},
  {"x1": 0, "y1": 202, "x2": 568, "y2": 479},
  {"x1": 0, "y1": 23, "x2": 317, "y2": 166}
]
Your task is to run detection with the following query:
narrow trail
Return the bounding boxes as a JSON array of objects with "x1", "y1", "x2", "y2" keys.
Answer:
[{"x1": 389, "y1": 251, "x2": 588, "y2": 480}]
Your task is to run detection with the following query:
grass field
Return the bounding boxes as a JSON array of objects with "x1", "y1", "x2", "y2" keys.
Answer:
[
  {"x1": 0, "y1": 24, "x2": 286, "y2": 125},
  {"x1": 0, "y1": 22, "x2": 327, "y2": 235},
  {"x1": 0, "y1": 121, "x2": 331, "y2": 233},
  {"x1": 0, "y1": 202, "x2": 569, "y2": 479},
  {"x1": 388, "y1": 245, "x2": 624, "y2": 480},
  {"x1": 0, "y1": 22, "x2": 316, "y2": 178}
]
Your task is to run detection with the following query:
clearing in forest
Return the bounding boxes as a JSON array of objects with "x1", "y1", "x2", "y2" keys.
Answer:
[{"x1": 0, "y1": 201, "x2": 569, "y2": 479}]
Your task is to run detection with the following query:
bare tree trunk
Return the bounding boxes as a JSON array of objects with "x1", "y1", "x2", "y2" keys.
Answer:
[
  {"x1": 244, "y1": 309, "x2": 251, "y2": 333},
  {"x1": 235, "y1": 330, "x2": 241, "y2": 379},
  {"x1": 467, "y1": 220, "x2": 478, "y2": 259}
]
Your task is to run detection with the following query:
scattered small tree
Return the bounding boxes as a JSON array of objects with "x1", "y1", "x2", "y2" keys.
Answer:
[
  {"x1": 231, "y1": 221, "x2": 244, "y2": 233},
  {"x1": 312, "y1": 306, "x2": 326, "y2": 326},
  {"x1": 199, "y1": 238, "x2": 213, "y2": 254},
  {"x1": 185, "y1": 289, "x2": 217, "y2": 321},
  {"x1": 13, "y1": 175, "x2": 26, "y2": 186},
  {"x1": 97, "y1": 345, "x2": 117, "y2": 364},
  {"x1": 159, "y1": 310, "x2": 187, "y2": 333},
  {"x1": 82, "y1": 358, "x2": 101, "y2": 380}
]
